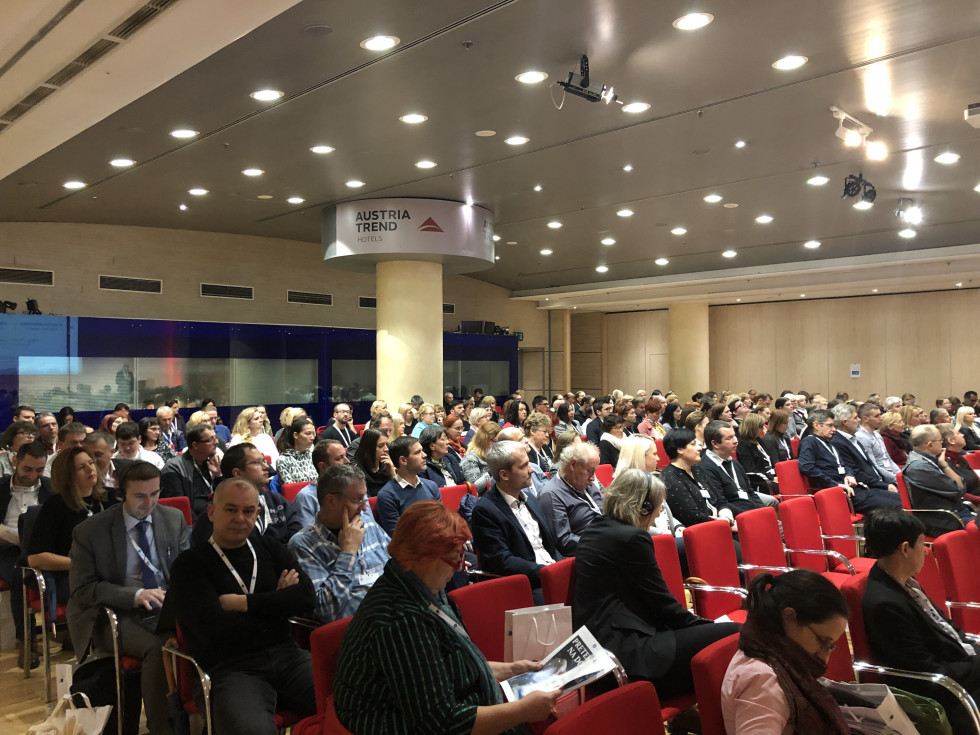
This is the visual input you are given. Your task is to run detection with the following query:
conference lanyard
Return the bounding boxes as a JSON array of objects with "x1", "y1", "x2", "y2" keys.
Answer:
[
  {"x1": 208, "y1": 537, "x2": 257, "y2": 594},
  {"x1": 428, "y1": 602, "x2": 471, "y2": 641},
  {"x1": 820, "y1": 439, "x2": 846, "y2": 474},
  {"x1": 128, "y1": 530, "x2": 161, "y2": 576}
]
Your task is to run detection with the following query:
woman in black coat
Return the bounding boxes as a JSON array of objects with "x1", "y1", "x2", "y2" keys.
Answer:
[{"x1": 574, "y1": 468, "x2": 740, "y2": 700}]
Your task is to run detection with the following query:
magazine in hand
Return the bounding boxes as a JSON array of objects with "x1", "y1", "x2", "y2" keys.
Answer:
[{"x1": 500, "y1": 626, "x2": 616, "y2": 702}]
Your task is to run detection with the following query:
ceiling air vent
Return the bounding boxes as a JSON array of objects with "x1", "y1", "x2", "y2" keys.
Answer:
[
  {"x1": 0, "y1": 267, "x2": 54, "y2": 286},
  {"x1": 443, "y1": 303, "x2": 455, "y2": 315},
  {"x1": 100, "y1": 275, "x2": 162, "y2": 293},
  {"x1": 287, "y1": 290, "x2": 332, "y2": 306},
  {"x1": 201, "y1": 283, "x2": 253, "y2": 300},
  {"x1": 109, "y1": 0, "x2": 179, "y2": 40},
  {"x1": 358, "y1": 296, "x2": 377, "y2": 309}
]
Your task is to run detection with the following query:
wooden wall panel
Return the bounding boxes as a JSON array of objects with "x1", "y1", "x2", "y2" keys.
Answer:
[{"x1": 605, "y1": 310, "x2": 669, "y2": 394}]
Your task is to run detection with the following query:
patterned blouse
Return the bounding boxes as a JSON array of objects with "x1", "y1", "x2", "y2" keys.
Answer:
[{"x1": 277, "y1": 448, "x2": 318, "y2": 485}]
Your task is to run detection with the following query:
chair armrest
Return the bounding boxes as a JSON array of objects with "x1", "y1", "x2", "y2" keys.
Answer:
[
  {"x1": 684, "y1": 582, "x2": 748, "y2": 599},
  {"x1": 162, "y1": 643, "x2": 213, "y2": 735},
  {"x1": 784, "y1": 548, "x2": 856, "y2": 574},
  {"x1": 737, "y1": 563, "x2": 796, "y2": 574},
  {"x1": 965, "y1": 633, "x2": 980, "y2": 645},
  {"x1": 288, "y1": 616, "x2": 320, "y2": 631},
  {"x1": 820, "y1": 534, "x2": 864, "y2": 541},
  {"x1": 902, "y1": 508, "x2": 966, "y2": 529},
  {"x1": 946, "y1": 601, "x2": 980, "y2": 610},
  {"x1": 852, "y1": 661, "x2": 980, "y2": 733}
]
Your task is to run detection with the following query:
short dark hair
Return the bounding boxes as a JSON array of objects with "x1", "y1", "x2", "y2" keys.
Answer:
[
  {"x1": 83, "y1": 431, "x2": 113, "y2": 448},
  {"x1": 858, "y1": 402, "x2": 881, "y2": 420},
  {"x1": 703, "y1": 420, "x2": 733, "y2": 451},
  {"x1": 929, "y1": 408, "x2": 949, "y2": 425},
  {"x1": 312, "y1": 438, "x2": 344, "y2": 468},
  {"x1": 773, "y1": 397, "x2": 788, "y2": 410},
  {"x1": 419, "y1": 425, "x2": 446, "y2": 457},
  {"x1": 532, "y1": 394, "x2": 549, "y2": 408},
  {"x1": 369, "y1": 412, "x2": 392, "y2": 429},
  {"x1": 114, "y1": 403, "x2": 130, "y2": 412},
  {"x1": 316, "y1": 464, "x2": 366, "y2": 506},
  {"x1": 115, "y1": 421, "x2": 140, "y2": 441},
  {"x1": 744, "y1": 569, "x2": 848, "y2": 637},
  {"x1": 220, "y1": 443, "x2": 255, "y2": 478},
  {"x1": 808, "y1": 409, "x2": 833, "y2": 429},
  {"x1": 17, "y1": 441, "x2": 49, "y2": 461},
  {"x1": 662, "y1": 428, "x2": 696, "y2": 459},
  {"x1": 138, "y1": 417, "x2": 159, "y2": 444},
  {"x1": 598, "y1": 395, "x2": 613, "y2": 408},
  {"x1": 965, "y1": 391, "x2": 978, "y2": 401},
  {"x1": 864, "y1": 508, "x2": 926, "y2": 558},
  {"x1": 1, "y1": 420, "x2": 36, "y2": 447},
  {"x1": 14, "y1": 405, "x2": 35, "y2": 418},
  {"x1": 118, "y1": 461, "x2": 161, "y2": 498},
  {"x1": 557, "y1": 403, "x2": 572, "y2": 423},
  {"x1": 601, "y1": 414, "x2": 624, "y2": 433},
  {"x1": 185, "y1": 424, "x2": 212, "y2": 446},
  {"x1": 388, "y1": 435, "x2": 419, "y2": 467},
  {"x1": 58, "y1": 422, "x2": 87, "y2": 441}
]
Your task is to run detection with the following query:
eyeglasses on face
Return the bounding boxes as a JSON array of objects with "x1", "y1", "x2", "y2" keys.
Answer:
[{"x1": 806, "y1": 623, "x2": 838, "y2": 652}]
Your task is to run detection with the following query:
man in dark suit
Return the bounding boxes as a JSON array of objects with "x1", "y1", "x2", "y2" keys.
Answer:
[
  {"x1": 0, "y1": 441, "x2": 51, "y2": 667},
  {"x1": 585, "y1": 395, "x2": 615, "y2": 445},
  {"x1": 863, "y1": 508, "x2": 980, "y2": 732},
  {"x1": 471, "y1": 440, "x2": 561, "y2": 603},
  {"x1": 828, "y1": 403, "x2": 902, "y2": 513},
  {"x1": 694, "y1": 420, "x2": 773, "y2": 515},
  {"x1": 68, "y1": 461, "x2": 190, "y2": 735},
  {"x1": 83, "y1": 431, "x2": 134, "y2": 502},
  {"x1": 156, "y1": 405, "x2": 185, "y2": 453},
  {"x1": 160, "y1": 424, "x2": 222, "y2": 521}
]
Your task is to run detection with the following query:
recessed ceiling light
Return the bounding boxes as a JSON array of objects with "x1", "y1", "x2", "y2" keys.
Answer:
[
  {"x1": 807, "y1": 175, "x2": 829, "y2": 186},
  {"x1": 188, "y1": 187, "x2": 208, "y2": 196},
  {"x1": 346, "y1": 180, "x2": 365, "y2": 188},
  {"x1": 772, "y1": 54, "x2": 807, "y2": 70},
  {"x1": 623, "y1": 164, "x2": 633, "y2": 172},
  {"x1": 956, "y1": 282, "x2": 964, "y2": 287},
  {"x1": 723, "y1": 202, "x2": 739, "y2": 208},
  {"x1": 736, "y1": 298, "x2": 742, "y2": 302},
  {"x1": 547, "y1": 221, "x2": 562, "y2": 229},
  {"x1": 256, "y1": 194, "x2": 273, "y2": 200},
  {"x1": 515, "y1": 71, "x2": 548, "y2": 84},
  {"x1": 804, "y1": 240, "x2": 821, "y2": 249},
  {"x1": 622, "y1": 102, "x2": 651, "y2": 113},
  {"x1": 601, "y1": 237, "x2": 616, "y2": 246},
  {"x1": 399, "y1": 113, "x2": 427, "y2": 124},
  {"x1": 310, "y1": 145, "x2": 335, "y2": 154},
  {"x1": 250, "y1": 89, "x2": 283, "y2": 101},
  {"x1": 800, "y1": 294, "x2": 806, "y2": 298},
  {"x1": 475, "y1": 130, "x2": 496, "y2": 137},
  {"x1": 670, "y1": 226, "x2": 687, "y2": 235},
  {"x1": 178, "y1": 203, "x2": 188, "y2": 211},
  {"x1": 533, "y1": 185, "x2": 543, "y2": 192},
  {"x1": 495, "y1": 255, "x2": 501, "y2": 260},
  {"x1": 415, "y1": 160, "x2": 437, "y2": 169},
  {"x1": 287, "y1": 196, "x2": 305, "y2": 204},
  {"x1": 540, "y1": 249, "x2": 553, "y2": 255},
  {"x1": 63, "y1": 180, "x2": 86, "y2": 189},
  {"x1": 170, "y1": 129, "x2": 198, "y2": 139},
  {"x1": 734, "y1": 140, "x2": 746, "y2": 148},
  {"x1": 505, "y1": 135, "x2": 529, "y2": 145},
  {"x1": 974, "y1": 182, "x2": 980, "y2": 193},
  {"x1": 755, "y1": 214, "x2": 773, "y2": 224},
  {"x1": 703, "y1": 194, "x2": 723, "y2": 203},
  {"x1": 898, "y1": 228, "x2": 916, "y2": 238},
  {"x1": 492, "y1": 235, "x2": 501, "y2": 242},
  {"x1": 506, "y1": 241, "x2": 518, "y2": 245},
  {"x1": 655, "y1": 257, "x2": 669, "y2": 266},
  {"x1": 934, "y1": 151, "x2": 960, "y2": 165},
  {"x1": 595, "y1": 265, "x2": 609, "y2": 273},
  {"x1": 853, "y1": 200, "x2": 873, "y2": 210},
  {"x1": 616, "y1": 209, "x2": 633, "y2": 217},
  {"x1": 242, "y1": 168, "x2": 264, "y2": 176},
  {"x1": 872, "y1": 288, "x2": 878, "y2": 293},
  {"x1": 865, "y1": 140, "x2": 888, "y2": 160},
  {"x1": 360, "y1": 35, "x2": 399, "y2": 51},
  {"x1": 109, "y1": 158, "x2": 135, "y2": 168},
  {"x1": 722, "y1": 249, "x2": 737, "y2": 258},
  {"x1": 673, "y1": 12, "x2": 714, "y2": 30}
]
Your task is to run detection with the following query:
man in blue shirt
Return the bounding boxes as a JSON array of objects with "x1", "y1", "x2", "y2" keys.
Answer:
[
  {"x1": 289, "y1": 465, "x2": 389, "y2": 623},
  {"x1": 375, "y1": 435, "x2": 440, "y2": 535}
]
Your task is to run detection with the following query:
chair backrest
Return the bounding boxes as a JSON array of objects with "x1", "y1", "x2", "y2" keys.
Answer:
[
  {"x1": 159, "y1": 496, "x2": 192, "y2": 526},
  {"x1": 448, "y1": 575, "x2": 534, "y2": 662},
  {"x1": 895, "y1": 471, "x2": 913, "y2": 510},
  {"x1": 542, "y1": 681, "x2": 665, "y2": 735},
  {"x1": 540, "y1": 557, "x2": 575, "y2": 606},
  {"x1": 774, "y1": 460, "x2": 808, "y2": 496},
  {"x1": 917, "y1": 546, "x2": 948, "y2": 612},
  {"x1": 840, "y1": 572, "x2": 873, "y2": 662},
  {"x1": 353, "y1": 423, "x2": 366, "y2": 436},
  {"x1": 440, "y1": 484, "x2": 471, "y2": 512},
  {"x1": 651, "y1": 534, "x2": 687, "y2": 606},
  {"x1": 691, "y1": 633, "x2": 740, "y2": 735},
  {"x1": 734, "y1": 507, "x2": 787, "y2": 581},
  {"x1": 682, "y1": 520, "x2": 744, "y2": 619},
  {"x1": 594, "y1": 464, "x2": 614, "y2": 488},
  {"x1": 310, "y1": 617, "x2": 353, "y2": 713},
  {"x1": 966, "y1": 453, "x2": 980, "y2": 470},
  {"x1": 281, "y1": 481, "x2": 308, "y2": 503},
  {"x1": 791, "y1": 437, "x2": 801, "y2": 456},
  {"x1": 368, "y1": 496, "x2": 378, "y2": 516},
  {"x1": 654, "y1": 439, "x2": 670, "y2": 470},
  {"x1": 16, "y1": 504, "x2": 43, "y2": 566},
  {"x1": 813, "y1": 487, "x2": 859, "y2": 560},
  {"x1": 779, "y1": 496, "x2": 828, "y2": 572},
  {"x1": 934, "y1": 529, "x2": 980, "y2": 632}
]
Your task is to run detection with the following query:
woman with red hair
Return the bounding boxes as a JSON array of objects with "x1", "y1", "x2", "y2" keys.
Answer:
[{"x1": 334, "y1": 501, "x2": 559, "y2": 734}]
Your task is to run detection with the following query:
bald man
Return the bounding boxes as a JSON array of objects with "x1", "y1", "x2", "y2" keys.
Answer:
[{"x1": 903, "y1": 424, "x2": 975, "y2": 537}]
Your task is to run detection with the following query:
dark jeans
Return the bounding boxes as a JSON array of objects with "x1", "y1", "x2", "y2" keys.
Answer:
[
  {"x1": 195, "y1": 643, "x2": 315, "y2": 735},
  {"x1": 652, "y1": 622, "x2": 742, "y2": 700},
  {"x1": 0, "y1": 545, "x2": 25, "y2": 638}
]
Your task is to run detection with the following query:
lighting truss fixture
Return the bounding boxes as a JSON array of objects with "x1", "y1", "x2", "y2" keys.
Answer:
[
  {"x1": 895, "y1": 198, "x2": 923, "y2": 225},
  {"x1": 842, "y1": 172, "x2": 875, "y2": 208},
  {"x1": 26, "y1": 299, "x2": 42, "y2": 315},
  {"x1": 557, "y1": 55, "x2": 619, "y2": 104},
  {"x1": 830, "y1": 106, "x2": 873, "y2": 148},
  {"x1": 0, "y1": 300, "x2": 17, "y2": 313}
]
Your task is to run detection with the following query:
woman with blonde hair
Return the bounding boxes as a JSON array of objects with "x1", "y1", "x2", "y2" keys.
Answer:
[
  {"x1": 390, "y1": 412, "x2": 406, "y2": 439},
  {"x1": 954, "y1": 405, "x2": 980, "y2": 451},
  {"x1": 879, "y1": 411, "x2": 908, "y2": 467},
  {"x1": 462, "y1": 407, "x2": 488, "y2": 447},
  {"x1": 411, "y1": 403, "x2": 437, "y2": 439},
  {"x1": 230, "y1": 406, "x2": 280, "y2": 468},
  {"x1": 614, "y1": 434, "x2": 684, "y2": 542},
  {"x1": 460, "y1": 421, "x2": 500, "y2": 493},
  {"x1": 369, "y1": 400, "x2": 388, "y2": 419},
  {"x1": 522, "y1": 412, "x2": 553, "y2": 472},
  {"x1": 397, "y1": 403, "x2": 416, "y2": 435}
]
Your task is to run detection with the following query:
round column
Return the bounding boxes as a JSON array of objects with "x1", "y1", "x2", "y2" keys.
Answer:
[
  {"x1": 668, "y1": 302, "x2": 710, "y2": 401},
  {"x1": 376, "y1": 260, "x2": 444, "y2": 405}
]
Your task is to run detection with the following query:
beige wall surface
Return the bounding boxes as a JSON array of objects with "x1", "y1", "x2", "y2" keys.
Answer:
[
  {"x1": 605, "y1": 310, "x2": 670, "y2": 395},
  {"x1": 709, "y1": 291, "x2": 978, "y2": 402},
  {"x1": 0, "y1": 221, "x2": 547, "y2": 348},
  {"x1": 570, "y1": 312, "x2": 603, "y2": 396}
]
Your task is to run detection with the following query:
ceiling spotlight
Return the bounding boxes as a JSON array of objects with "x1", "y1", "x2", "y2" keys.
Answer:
[
  {"x1": 547, "y1": 221, "x2": 562, "y2": 229},
  {"x1": 623, "y1": 164, "x2": 633, "y2": 172},
  {"x1": 256, "y1": 194, "x2": 273, "y2": 200},
  {"x1": 178, "y1": 203, "x2": 188, "y2": 211},
  {"x1": 515, "y1": 71, "x2": 548, "y2": 84},
  {"x1": 601, "y1": 237, "x2": 616, "y2": 245},
  {"x1": 956, "y1": 282, "x2": 964, "y2": 287},
  {"x1": 723, "y1": 202, "x2": 740, "y2": 208},
  {"x1": 807, "y1": 174, "x2": 829, "y2": 186},
  {"x1": 734, "y1": 140, "x2": 746, "y2": 148},
  {"x1": 346, "y1": 180, "x2": 365, "y2": 188},
  {"x1": 703, "y1": 194, "x2": 723, "y2": 203},
  {"x1": 755, "y1": 214, "x2": 774, "y2": 224},
  {"x1": 866, "y1": 140, "x2": 888, "y2": 160},
  {"x1": 722, "y1": 249, "x2": 737, "y2": 258},
  {"x1": 505, "y1": 135, "x2": 529, "y2": 145},
  {"x1": 475, "y1": 130, "x2": 496, "y2": 137},
  {"x1": 506, "y1": 241, "x2": 517, "y2": 245},
  {"x1": 616, "y1": 208, "x2": 633, "y2": 217},
  {"x1": 934, "y1": 151, "x2": 960, "y2": 165},
  {"x1": 495, "y1": 255, "x2": 501, "y2": 260},
  {"x1": 399, "y1": 113, "x2": 427, "y2": 124},
  {"x1": 853, "y1": 200, "x2": 874, "y2": 210},
  {"x1": 842, "y1": 172, "x2": 875, "y2": 208},
  {"x1": 109, "y1": 158, "x2": 135, "y2": 167},
  {"x1": 898, "y1": 228, "x2": 917, "y2": 239},
  {"x1": 415, "y1": 160, "x2": 437, "y2": 169},
  {"x1": 63, "y1": 180, "x2": 86, "y2": 189},
  {"x1": 595, "y1": 265, "x2": 609, "y2": 273},
  {"x1": 558, "y1": 55, "x2": 619, "y2": 105},
  {"x1": 188, "y1": 188, "x2": 208, "y2": 196},
  {"x1": 772, "y1": 54, "x2": 807, "y2": 70},
  {"x1": 673, "y1": 12, "x2": 714, "y2": 30},
  {"x1": 896, "y1": 198, "x2": 923, "y2": 225},
  {"x1": 250, "y1": 89, "x2": 283, "y2": 101},
  {"x1": 310, "y1": 145, "x2": 334, "y2": 154},
  {"x1": 974, "y1": 182, "x2": 980, "y2": 193},
  {"x1": 655, "y1": 257, "x2": 669, "y2": 266},
  {"x1": 831, "y1": 106, "x2": 872, "y2": 148},
  {"x1": 170, "y1": 129, "x2": 198, "y2": 139},
  {"x1": 0, "y1": 300, "x2": 18, "y2": 313},
  {"x1": 287, "y1": 197, "x2": 305, "y2": 204},
  {"x1": 622, "y1": 102, "x2": 650, "y2": 113},
  {"x1": 360, "y1": 35, "x2": 399, "y2": 51},
  {"x1": 533, "y1": 185, "x2": 543, "y2": 192},
  {"x1": 872, "y1": 288, "x2": 878, "y2": 293},
  {"x1": 242, "y1": 168, "x2": 264, "y2": 176},
  {"x1": 492, "y1": 235, "x2": 501, "y2": 241},
  {"x1": 804, "y1": 240, "x2": 821, "y2": 249},
  {"x1": 670, "y1": 227, "x2": 687, "y2": 235},
  {"x1": 800, "y1": 294, "x2": 806, "y2": 298},
  {"x1": 26, "y1": 299, "x2": 42, "y2": 315},
  {"x1": 540, "y1": 249, "x2": 553, "y2": 255}
]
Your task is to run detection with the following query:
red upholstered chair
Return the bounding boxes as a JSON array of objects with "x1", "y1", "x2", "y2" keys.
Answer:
[
  {"x1": 691, "y1": 633, "x2": 740, "y2": 735},
  {"x1": 281, "y1": 481, "x2": 309, "y2": 503},
  {"x1": 542, "y1": 681, "x2": 666, "y2": 735},
  {"x1": 104, "y1": 608, "x2": 143, "y2": 735},
  {"x1": 896, "y1": 471, "x2": 966, "y2": 539},
  {"x1": 654, "y1": 439, "x2": 670, "y2": 470},
  {"x1": 307, "y1": 616, "x2": 356, "y2": 733},
  {"x1": 779, "y1": 496, "x2": 868, "y2": 574},
  {"x1": 594, "y1": 464, "x2": 614, "y2": 488},
  {"x1": 651, "y1": 534, "x2": 687, "y2": 606},
  {"x1": 966, "y1": 453, "x2": 980, "y2": 471},
  {"x1": 917, "y1": 546, "x2": 949, "y2": 611},
  {"x1": 790, "y1": 437, "x2": 800, "y2": 456},
  {"x1": 448, "y1": 575, "x2": 534, "y2": 662},
  {"x1": 159, "y1": 495, "x2": 193, "y2": 525},
  {"x1": 440, "y1": 483, "x2": 474, "y2": 512},
  {"x1": 773, "y1": 460, "x2": 809, "y2": 496},
  {"x1": 368, "y1": 496, "x2": 378, "y2": 516},
  {"x1": 540, "y1": 558, "x2": 575, "y2": 606},
  {"x1": 681, "y1": 520, "x2": 748, "y2": 623},
  {"x1": 734, "y1": 507, "x2": 795, "y2": 583},
  {"x1": 933, "y1": 530, "x2": 980, "y2": 634},
  {"x1": 353, "y1": 423, "x2": 366, "y2": 436},
  {"x1": 813, "y1": 487, "x2": 867, "y2": 558}
]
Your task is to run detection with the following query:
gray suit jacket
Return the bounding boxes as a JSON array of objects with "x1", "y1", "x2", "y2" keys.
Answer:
[{"x1": 68, "y1": 502, "x2": 189, "y2": 651}]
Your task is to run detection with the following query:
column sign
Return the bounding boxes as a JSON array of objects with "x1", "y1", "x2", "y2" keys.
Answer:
[{"x1": 322, "y1": 197, "x2": 495, "y2": 275}]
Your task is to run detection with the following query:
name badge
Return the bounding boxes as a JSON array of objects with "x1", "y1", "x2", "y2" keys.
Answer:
[
  {"x1": 357, "y1": 571, "x2": 380, "y2": 587},
  {"x1": 737, "y1": 490, "x2": 749, "y2": 500},
  {"x1": 837, "y1": 465, "x2": 846, "y2": 474},
  {"x1": 699, "y1": 488, "x2": 711, "y2": 499}
]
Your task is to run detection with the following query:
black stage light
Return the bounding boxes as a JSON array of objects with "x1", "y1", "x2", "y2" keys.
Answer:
[{"x1": 26, "y1": 298, "x2": 42, "y2": 315}]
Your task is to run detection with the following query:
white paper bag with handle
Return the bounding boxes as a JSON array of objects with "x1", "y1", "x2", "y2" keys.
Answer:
[
  {"x1": 504, "y1": 604, "x2": 572, "y2": 662},
  {"x1": 27, "y1": 693, "x2": 112, "y2": 735}
]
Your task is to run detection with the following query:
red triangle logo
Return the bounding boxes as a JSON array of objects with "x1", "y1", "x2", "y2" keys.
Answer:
[{"x1": 418, "y1": 217, "x2": 443, "y2": 232}]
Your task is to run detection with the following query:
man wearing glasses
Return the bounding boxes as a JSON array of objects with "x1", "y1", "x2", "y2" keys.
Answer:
[
  {"x1": 289, "y1": 464, "x2": 390, "y2": 623},
  {"x1": 903, "y1": 424, "x2": 976, "y2": 537},
  {"x1": 161, "y1": 425, "x2": 222, "y2": 522},
  {"x1": 322, "y1": 403, "x2": 356, "y2": 448}
]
